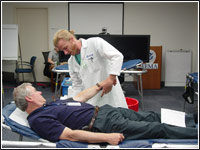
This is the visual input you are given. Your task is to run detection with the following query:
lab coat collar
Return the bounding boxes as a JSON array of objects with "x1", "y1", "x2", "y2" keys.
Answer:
[
  {"x1": 79, "y1": 38, "x2": 87, "y2": 61},
  {"x1": 80, "y1": 38, "x2": 88, "y2": 49}
]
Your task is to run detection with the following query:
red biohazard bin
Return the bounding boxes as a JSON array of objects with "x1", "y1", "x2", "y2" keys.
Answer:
[{"x1": 126, "y1": 97, "x2": 139, "y2": 112}]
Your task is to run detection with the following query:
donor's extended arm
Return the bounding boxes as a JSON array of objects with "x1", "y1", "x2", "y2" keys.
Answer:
[{"x1": 73, "y1": 81, "x2": 103, "y2": 103}]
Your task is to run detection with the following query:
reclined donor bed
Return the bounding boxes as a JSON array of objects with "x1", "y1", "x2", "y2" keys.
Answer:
[{"x1": 2, "y1": 102, "x2": 198, "y2": 148}]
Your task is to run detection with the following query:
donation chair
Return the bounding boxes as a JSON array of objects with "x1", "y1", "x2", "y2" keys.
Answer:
[
  {"x1": 2, "y1": 102, "x2": 198, "y2": 148},
  {"x1": 15, "y1": 56, "x2": 37, "y2": 85}
]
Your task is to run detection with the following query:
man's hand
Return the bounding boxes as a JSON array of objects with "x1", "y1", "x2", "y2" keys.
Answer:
[
  {"x1": 60, "y1": 127, "x2": 124, "y2": 145},
  {"x1": 100, "y1": 75, "x2": 117, "y2": 97},
  {"x1": 106, "y1": 133, "x2": 125, "y2": 145}
]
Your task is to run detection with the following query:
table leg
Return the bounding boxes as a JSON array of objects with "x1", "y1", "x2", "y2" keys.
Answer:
[{"x1": 54, "y1": 72, "x2": 60, "y2": 99}]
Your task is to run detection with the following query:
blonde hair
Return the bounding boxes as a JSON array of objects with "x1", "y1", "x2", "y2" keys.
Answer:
[
  {"x1": 53, "y1": 29, "x2": 75, "y2": 47},
  {"x1": 13, "y1": 83, "x2": 32, "y2": 111}
]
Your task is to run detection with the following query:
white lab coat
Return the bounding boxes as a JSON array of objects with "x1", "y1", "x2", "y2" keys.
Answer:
[{"x1": 68, "y1": 37, "x2": 128, "y2": 108}]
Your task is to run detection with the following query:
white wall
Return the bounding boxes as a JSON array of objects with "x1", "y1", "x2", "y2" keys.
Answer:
[
  {"x1": 2, "y1": 1, "x2": 198, "y2": 83},
  {"x1": 124, "y1": 2, "x2": 198, "y2": 81}
]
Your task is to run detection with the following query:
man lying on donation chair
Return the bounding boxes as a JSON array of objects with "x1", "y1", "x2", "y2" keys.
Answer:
[{"x1": 13, "y1": 81, "x2": 198, "y2": 145}]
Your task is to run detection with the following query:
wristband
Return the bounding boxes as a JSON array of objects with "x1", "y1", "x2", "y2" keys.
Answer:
[{"x1": 96, "y1": 83, "x2": 103, "y2": 90}]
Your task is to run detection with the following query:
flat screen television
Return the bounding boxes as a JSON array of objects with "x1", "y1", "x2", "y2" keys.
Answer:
[
  {"x1": 75, "y1": 34, "x2": 150, "y2": 62},
  {"x1": 59, "y1": 51, "x2": 71, "y2": 62},
  {"x1": 59, "y1": 34, "x2": 150, "y2": 63}
]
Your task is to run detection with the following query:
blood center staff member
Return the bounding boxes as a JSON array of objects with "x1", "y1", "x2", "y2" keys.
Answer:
[{"x1": 53, "y1": 29, "x2": 128, "y2": 108}]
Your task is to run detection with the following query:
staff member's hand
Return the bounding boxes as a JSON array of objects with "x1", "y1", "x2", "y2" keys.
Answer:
[{"x1": 99, "y1": 75, "x2": 117, "y2": 97}]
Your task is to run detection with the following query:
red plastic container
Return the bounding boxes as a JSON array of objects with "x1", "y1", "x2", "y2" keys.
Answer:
[{"x1": 126, "y1": 97, "x2": 139, "y2": 112}]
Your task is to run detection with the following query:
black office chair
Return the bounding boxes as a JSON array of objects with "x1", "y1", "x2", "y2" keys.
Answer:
[
  {"x1": 42, "y1": 51, "x2": 51, "y2": 78},
  {"x1": 42, "y1": 51, "x2": 58, "y2": 92},
  {"x1": 15, "y1": 56, "x2": 37, "y2": 85}
]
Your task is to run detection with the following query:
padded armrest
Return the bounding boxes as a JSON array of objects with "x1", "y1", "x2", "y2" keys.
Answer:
[
  {"x1": 55, "y1": 64, "x2": 69, "y2": 70},
  {"x1": 122, "y1": 59, "x2": 143, "y2": 70}
]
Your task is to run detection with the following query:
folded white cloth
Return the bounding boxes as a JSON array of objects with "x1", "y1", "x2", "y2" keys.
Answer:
[{"x1": 9, "y1": 107, "x2": 29, "y2": 127}]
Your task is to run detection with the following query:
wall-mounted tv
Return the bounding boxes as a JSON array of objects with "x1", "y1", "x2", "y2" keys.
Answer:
[
  {"x1": 59, "y1": 34, "x2": 150, "y2": 63},
  {"x1": 59, "y1": 51, "x2": 71, "y2": 62},
  {"x1": 76, "y1": 34, "x2": 150, "y2": 62}
]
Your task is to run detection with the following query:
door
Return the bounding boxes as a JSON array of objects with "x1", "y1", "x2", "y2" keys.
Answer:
[{"x1": 16, "y1": 8, "x2": 49, "y2": 82}]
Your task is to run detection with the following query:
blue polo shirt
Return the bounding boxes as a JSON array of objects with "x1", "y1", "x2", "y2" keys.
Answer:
[{"x1": 27, "y1": 98, "x2": 95, "y2": 142}]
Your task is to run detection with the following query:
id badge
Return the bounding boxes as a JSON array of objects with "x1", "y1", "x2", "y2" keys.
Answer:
[
  {"x1": 67, "y1": 102, "x2": 81, "y2": 106},
  {"x1": 81, "y1": 60, "x2": 87, "y2": 69}
]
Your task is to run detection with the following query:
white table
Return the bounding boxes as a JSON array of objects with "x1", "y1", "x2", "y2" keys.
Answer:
[
  {"x1": 121, "y1": 69, "x2": 147, "y2": 110},
  {"x1": 51, "y1": 67, "x2": 70, "y2": 98}
]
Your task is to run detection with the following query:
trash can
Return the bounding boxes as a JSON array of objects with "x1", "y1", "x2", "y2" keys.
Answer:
[{"x1": 126, "y1": 97, "x2": 139, "y2": 112}]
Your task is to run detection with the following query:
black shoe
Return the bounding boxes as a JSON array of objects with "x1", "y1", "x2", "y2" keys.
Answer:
[{"x1": 182, "y1": 87, "x2": 194, "y2": 104}]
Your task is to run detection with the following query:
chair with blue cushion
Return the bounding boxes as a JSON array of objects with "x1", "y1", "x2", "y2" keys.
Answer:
[{"x1": 15, "y1": 56, "x2": 37, "y2": 85}]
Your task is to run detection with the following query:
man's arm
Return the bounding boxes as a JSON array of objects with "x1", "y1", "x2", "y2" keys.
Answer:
[
  {"x1": 73, "y1": 82, "x2": 102, "y2": 103},
  {"x1": 48, "y1": 57, "x2": 55, "y2": 65},
  {"x1": 59, "y1": 127, "x2": 124, "y2": 145},
  {"x1": 48, "y1": 52, "x2": 55, "y2": 65}
]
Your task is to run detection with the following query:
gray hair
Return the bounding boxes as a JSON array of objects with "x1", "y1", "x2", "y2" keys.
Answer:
[{"x1": 13, "y1": 83, "x2": 32, "y2": 111}]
